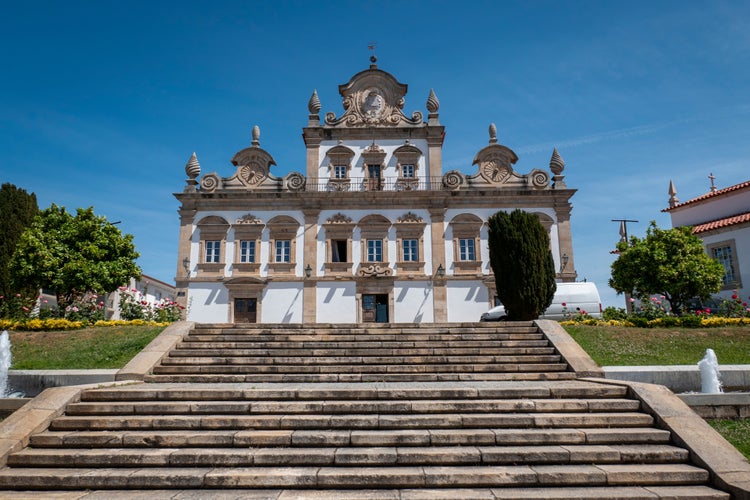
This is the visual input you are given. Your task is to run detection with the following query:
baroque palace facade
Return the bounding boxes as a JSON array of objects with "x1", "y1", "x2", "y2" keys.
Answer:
[{"x1": 174, "y1": 59, "x2": 577, "y2": 324}]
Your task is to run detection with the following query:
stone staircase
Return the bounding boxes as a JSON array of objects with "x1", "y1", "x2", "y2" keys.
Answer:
[{"x1": 0, "y1": 323, "x2": 738, "y2": 498}]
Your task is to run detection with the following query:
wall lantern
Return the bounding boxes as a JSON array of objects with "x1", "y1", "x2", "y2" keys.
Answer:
[
  {"x1": 182, "y1": 257, "x2": 190, "y2": 275},
  {"x1": 436, "y1": 264, "x2": 445, "y2": 278},
  {"x1": 305, "y1": 264, "x2": 312, "y2": 279}
]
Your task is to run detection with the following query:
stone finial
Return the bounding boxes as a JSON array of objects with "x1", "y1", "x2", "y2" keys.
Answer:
[
  {"x1": 308, "y1": 89, "x2": 321, "y2": 114},
  {"x1": 185, "y1": 152, "x2": 201, "y2": 179},
  {"x1": 426, "y1": 88, "x2": 440, "y2": 114},
  {"x1": 668, "y1": 180, "x2": 679, "y2": 208},
  {"x1": 251, "y1": 125, "x2": 260, "y2": 147},
  {"x1": 489, "y1": 123, "x2": 498, "y2": 144},
  {"x1": 549, "y1": 148, "x2": 565, "y2": 175},
  {"x1": 184, "y1": 152, "x2": 201, "y2": 192}
]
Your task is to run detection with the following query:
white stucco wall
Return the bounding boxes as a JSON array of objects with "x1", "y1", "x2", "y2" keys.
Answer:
[
  {"x1": 393, "y1": 282, "x2": 434, "y2": 323},
  {"x1": 446, "y1": 280, "x2": 490, "y2": 323},
  {"x1": 701, "y1": 226, "x2": 750, "y2": 301},
  {"x1": 670, "y1": 189, "x2": 750, "y2": 227},
  {"x1": 317, "y1": 282, "x2": 357, "y2": 323},
  {"x1": 186, "y1": 283, "x2": 230, "y2": 323},
  {"x1": 261, "y1": 282, "x2": 304, "y2": 323}
]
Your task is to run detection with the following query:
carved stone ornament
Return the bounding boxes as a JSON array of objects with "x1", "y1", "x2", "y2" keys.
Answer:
[
  {"x1": 308, "y1": 89, "x2": 321, "y2": 114},
  {"x1": 426, "y1": 88, "x2": 439, "y2": 113},
  {"x1": 284, "y1": 172, "x2": 306, "y2": 191},
  {"x1": 185, "y1": 152, "x2": 201, "y2": 179},
  {"x1": 442, "y1": 170, "x2": 465, "y2": 190},
  {"x1": 324, "y1": 68, "x2": 423, "y2": 128},
  {"x1": 326, "y1": 213, "x2": 353, "y2": 224},
  {"x1": 230, "y1": 148, "x2": 275, "y2": 189},
  {"x1": 236, "y1": 214, "x2": 263, "y2": 224},
  {"x1": 358, "y1": 264, "x2": 393, "y2": 278},
  {"x1": 549, "y1": 148, "x2": 565, "y2": 175},
  {"x1": 397, "y1": 212, "x2": 424, "y2": 224},
  {"x1": 481, "y1": 160, "x2": 512, "y2": 184},
  {"x1": 200, "y1": 173, "x2": 221, "y2": 192},
  {"x1": 528, "y1": 169, "x2": 550, "y2": 189}
]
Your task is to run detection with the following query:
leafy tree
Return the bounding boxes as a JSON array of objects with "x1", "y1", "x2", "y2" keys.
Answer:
[
  {"x1": 609, "y1": 221, "x2": 725, "y2": 314},
  {"x1": 0, "y1": 183, "x2": 39, "y2": 299},
  {"x1": 488, "y1": 209, "x2": 556, "y2": 320},
  {"x1": 10, "y1": 204, "x2": 141, "y2": 310}
]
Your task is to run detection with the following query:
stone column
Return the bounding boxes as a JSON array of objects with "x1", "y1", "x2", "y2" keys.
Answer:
[
  {"x1": 302, "y1": 209, "x2": 320, "y2": 323},
  {"x1": 302, "y1": 128, "x2": 323, "y2": 181},
  {"x1": 426, "y1": 126, "x2": 445, "y2": 180},
  {"x1": 429, "y1": 208, "x2": 448, "y2": 322}
]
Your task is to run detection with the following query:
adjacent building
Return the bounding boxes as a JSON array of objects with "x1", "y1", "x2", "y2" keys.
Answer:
[
  {"x1": 664, "y1": 178, "x2": 750, "y2": 301},
  {"x1": 174, "y1": 59, "x2": 578, "y2": 324}
]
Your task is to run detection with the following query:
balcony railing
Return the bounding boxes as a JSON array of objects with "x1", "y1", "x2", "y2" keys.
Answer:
[{"x1": 305, "y1": 177, "x2": 446, "y2": 193}]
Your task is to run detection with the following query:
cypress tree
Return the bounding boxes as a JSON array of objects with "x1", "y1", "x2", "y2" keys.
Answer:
[
  {"x1": 0, "y1": 183, "x2": 39, "y2": 298},
  {"x1": 488, "y1": 209, "x2": 556, "y2": 320}
]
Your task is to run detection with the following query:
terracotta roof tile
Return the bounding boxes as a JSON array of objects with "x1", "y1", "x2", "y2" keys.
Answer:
[
  {"x1": 663, "y1": 180, "x2": 750, "y2": 212},
  {"x1": 692, "y1": 211, "x2": 750, "y2": 234}
]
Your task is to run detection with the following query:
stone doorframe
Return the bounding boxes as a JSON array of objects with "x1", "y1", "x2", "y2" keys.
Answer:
[
  {"x1": 224, "y1": 277, "x2": 267, "y2": 324},
  {"x1": 355, "y1": 277, "x2": 394, "y2": 324}
]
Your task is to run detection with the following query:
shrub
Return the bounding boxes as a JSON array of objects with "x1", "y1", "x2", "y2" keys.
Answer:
[{"x1": 602, "y1": 306, "x2": 628, "y2": 321}]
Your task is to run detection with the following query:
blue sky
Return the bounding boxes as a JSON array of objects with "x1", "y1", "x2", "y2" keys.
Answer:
[{"x1": 2, "y1": 1, "x2": 749, "y2": 308}]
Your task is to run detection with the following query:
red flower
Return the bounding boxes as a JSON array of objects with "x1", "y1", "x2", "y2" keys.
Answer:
[{"x1": 561, "y1": 302, "x2": 566, "y2": 307}]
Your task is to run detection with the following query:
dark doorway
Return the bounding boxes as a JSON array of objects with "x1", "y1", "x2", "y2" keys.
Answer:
[
  {"x1": 366, "y1": 164, "x2": 382, "y2": 191},
  {"x1": 363, "y1": 294, "x2": 388, "y2": 323},
  {"x1": 234, "y1": 298, "x2": 257, "y2": 323}
]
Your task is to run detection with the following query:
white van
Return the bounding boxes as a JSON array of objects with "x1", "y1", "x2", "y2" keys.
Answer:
[{"x1": 480, "y1": 282, "x2": 602, "y2": 321}]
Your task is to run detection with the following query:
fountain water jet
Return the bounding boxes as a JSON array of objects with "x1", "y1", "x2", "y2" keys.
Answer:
[
  {"x1": 0, "y1": 330, "x2": 11, "y2": 397},
  {"x1": 698, "y1": 348, "x2": 723, "y2": 394}
]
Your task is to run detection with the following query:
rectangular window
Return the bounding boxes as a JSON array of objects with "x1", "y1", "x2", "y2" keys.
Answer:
[
  {"x1": 459, "y1": 238, "x2": 476, "y2": 261},
  {"x1": 240, "y1": 240, "x2": 256, "y2": 263},
  {"x1": 333, "y1": 165, "x2": 347, "y2": 179},
  {"x1": 402, "y1": 239, "x2": 418, "y2": 262},
  {"x1": 331, "y1": 239, "x2": 347, "y2": 262},
  {"x1": 367, "y1": 239, "x2": 383, "y2": 262},
  {"x1": 401, "y1": 164, "x2": 415, "y2": 178},
  {"x1": 712, "y1": 245, "x2": 736, "y2": 286},
  {"x1": 205, "y1": 240, "x2": 221, "y2": 263},
  {"x1": 275, "y1": 239, "x2": 291, "y2": 263}
]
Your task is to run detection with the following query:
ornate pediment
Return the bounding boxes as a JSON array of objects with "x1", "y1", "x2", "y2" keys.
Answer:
[
  {"x1": 326, "y1": 213, "x2": 353, "y2": 224},
  {"x1": 324, "y1": 67, "x2": 423, "y2": 128},
  {"x1": 397, "y1": 212, "x2": 424, "y2": 224},
  {"x1": 236, "y1": 214, "x2": 263, "y2": 225}
]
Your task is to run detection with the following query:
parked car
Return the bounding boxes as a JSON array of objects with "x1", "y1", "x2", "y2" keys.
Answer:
[{"x1": 480, "y1": 282, "x2": 602, "y2": 321}]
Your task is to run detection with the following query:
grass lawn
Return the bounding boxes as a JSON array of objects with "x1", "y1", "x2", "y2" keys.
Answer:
[
  {"x1": 7, "y1": 325, "x2": 165, "y2": 369},
  {"x1": 708, "y1": 419, "x2": 750, "y2": 459},
  {"x1": 563, "y1": 324, "x2": 750, "y2": 366}
]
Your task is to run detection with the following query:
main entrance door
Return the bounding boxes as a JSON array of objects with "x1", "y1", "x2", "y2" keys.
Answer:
[
  {"x1": 362, "y1": 294, "x2": 388, "y2": 323},
  {"x1": 234, "y1": 298, "x2": 257, "y2": 323}
]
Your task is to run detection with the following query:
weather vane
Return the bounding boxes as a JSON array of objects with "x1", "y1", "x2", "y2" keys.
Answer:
[{"x1": 368, "y1": 42, "x2": 377, "y2": 64}]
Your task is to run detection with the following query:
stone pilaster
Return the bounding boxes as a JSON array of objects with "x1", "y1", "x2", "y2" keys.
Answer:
[
  {"x1": 175, "y1": 207, "x2": 196, "y2": 312},
  {"x1": 429, "y1": 208, "x2": 447, "y2": 322},
  {"x1": 555, "y1": 204, "x2": 577, "y2": 282},
  {"x1": 302, "y1": 209, "x2": 320, "y2": 323}
]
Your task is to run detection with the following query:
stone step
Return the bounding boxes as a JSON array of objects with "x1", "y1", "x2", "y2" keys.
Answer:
[
  {"x1": 8, "y1": 443, "x2": 691, "y2": 468},
  {"x1": 47, "y1": 412, "x2": 655, "y2": 432},
  {"x1": 62, "y1": 398, "x2": 641, "y2": 416},
  {"x1": 0, "y1": 486, "x2": 730, "y2": 499},
  {"x1": 181, "y1": 337, "x2": 550, "y2": 346},
  {"x1": 77, "y1": 382, "x2": 631, "y2": 402},
  {"x1": 190, "y1": 324, "x2": 539, "y2": 334},
  {"x1": 142, "y1": 372, "x2": 580, "y2": 383},
  {"x1": 151, "y1": 363, "x2": 569, "y2": 375},
  {"x1": 170, "y1": 346, "x2": 558, "y2": 356},
  {"x1": 159, "y1": 355, "x2": 563, "y2": 365},
  {"x1": 0, "y1": 463, "x2": 711, "y2": 489},
  {"x1": 29, "y1": 427, "x2": 673, "y2": 448}
]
